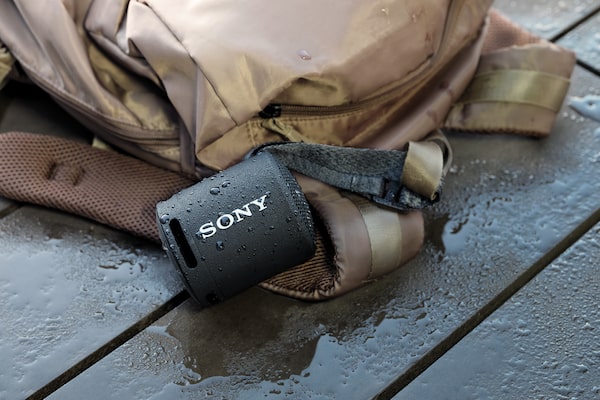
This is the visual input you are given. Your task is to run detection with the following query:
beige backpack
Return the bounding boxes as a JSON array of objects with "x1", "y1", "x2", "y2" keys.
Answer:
[{"x1": 0, "y1": 0, "x2": 575, "y2": 301}]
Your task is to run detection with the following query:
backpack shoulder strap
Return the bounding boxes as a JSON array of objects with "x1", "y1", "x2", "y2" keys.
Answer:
[{"x1": 0, "y1": 132, "x2": 193, "y2": 242}]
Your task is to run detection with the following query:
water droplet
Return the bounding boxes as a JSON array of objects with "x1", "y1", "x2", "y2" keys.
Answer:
[
  {"x1": 569, "y1": 95, "x2": 600, "y2": 123},
  {"x1": 159, "y1": 215, "x2": 170, "y2": 224},
  {"x1": 269, "y1": 226, "x2": 275, "y2": 230},
  {"x1": 297, "y1": 49, "x2": 312, "y2": 61},
  {"x1": 209, "y1": 187, "x2": 221, "y2": 195},
  {"x1": 286, "y1": 216, "x2": 293, "y2": 223},
  {"x1": 205, "y1": 292, "x2": 219, "y2": 305},
  {"x1": 221, "y1": 180, "x2": 231, "y2": 188},
  {"x1": 218, "y1": 267, "x2": 223, "y2": 272},
  {"x1": 248, "y1": 227, "x2": 254, "y2": 232},
  {"x1": 216, "y1": 241, "x2": 225, "y2": 251}
]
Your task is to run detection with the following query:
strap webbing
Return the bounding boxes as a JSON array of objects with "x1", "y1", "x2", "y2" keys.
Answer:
[
  {"x1": 255, "y1": 139, "x2": 444, "y2": 211},
  {"x1": 0, "y1": 44, "x2": 14, "y2": 90},
  {"x1": 459, "y1": 70, "x2": 569, "y2": 112}
]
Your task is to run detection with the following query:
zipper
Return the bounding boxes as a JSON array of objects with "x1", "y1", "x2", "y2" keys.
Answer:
[
  {"x1": 258, "y1": 0, "x2": 466, "y2": 122},
  {"x1": 21, "y1": 66, "x2": 180, "y2": 146}
]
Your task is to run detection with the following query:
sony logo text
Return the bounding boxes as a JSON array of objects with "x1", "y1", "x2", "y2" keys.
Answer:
[{"x1": 196, "y1": 194, "x2": 268, "y2": 240}]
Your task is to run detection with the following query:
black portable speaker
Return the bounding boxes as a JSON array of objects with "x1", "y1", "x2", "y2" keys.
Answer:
[{"x1": 156, "y1": 152, "x2": 316, "y2": 307}]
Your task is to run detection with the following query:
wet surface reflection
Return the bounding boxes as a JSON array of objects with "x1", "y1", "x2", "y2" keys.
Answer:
[
  {"x1": 0, "y1": 207, "x2": 182, "y2": 399},
  {"x1": 396, "y1": 224, "x2": 600, "y2": 400},
  {"x1": 494, "y1": 0, "x2": 599, "y2": 39}
]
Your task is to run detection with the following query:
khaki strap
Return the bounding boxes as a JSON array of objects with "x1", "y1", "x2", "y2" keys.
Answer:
[
  {"x1": 458, "y1": 70, "x2": 570, "y2": 112},
  {"x1": 402, "y1": 131, "x2": 452, "y2": 201},
  {"x1": 0, "y1": 44, "x2": 14, "y2": 90},
  {"x1": 346, "y1": 195, "x2": 405, "y2": 279},
  {"x1": 444, "y1": 43, "x2": 576, "y2": 137}
]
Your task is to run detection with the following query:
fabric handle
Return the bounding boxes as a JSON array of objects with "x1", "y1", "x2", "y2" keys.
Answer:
[{"x1": 254, "y1": 131, "x2": 448, "y2": 211}]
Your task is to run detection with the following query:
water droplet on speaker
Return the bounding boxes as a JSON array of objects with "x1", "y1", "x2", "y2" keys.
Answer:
[
  {"x1": 216, "y1": 241, "x2": 225, "y2": 251},
  {"x1": 297, "y1": 49, "x2": 312, "y2": 60},
  {"x1": 159, "y1": 215, "x2": 170, "y2": 224}
]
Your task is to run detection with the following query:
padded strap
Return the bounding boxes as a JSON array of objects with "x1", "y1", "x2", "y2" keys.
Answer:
[
  {"x1": 0, "y1": 132, "x2": 194, "y2": 241},
  {"x1": 259, "y1": 175, "x2": 424, "y2": 300}
]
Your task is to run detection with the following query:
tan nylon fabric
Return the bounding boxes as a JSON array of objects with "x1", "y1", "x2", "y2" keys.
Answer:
[
  {"x1": 0, "y1": 0, "x2": 493, "y2": 176},
  {"x1": 482, "y1": 10, "x2": 542, "y2": 54},
  {"x1": 197, "y1": 1, "x2": 493, "y2": 170}
]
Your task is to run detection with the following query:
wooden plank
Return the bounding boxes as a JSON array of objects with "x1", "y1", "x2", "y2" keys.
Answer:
[
  {"x1": 493, "y1": 0, "x2": 600, "y2": 39},
  {"x1": 48, "y1": 66, "x2": 600, "y2": 399},
  {"x1": 0, "y1": 207, "x2": 183, "y2": 399},
  {"x1": 395, "y1": 222, "x2": 600, "y2": 400},
  {"x1": 558, "y1": 11, "x2": 600, "y2": 73}
]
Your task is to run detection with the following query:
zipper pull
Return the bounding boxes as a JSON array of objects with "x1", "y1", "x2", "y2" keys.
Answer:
[
  {"x1": 258, "y1": 104, "x2": 282, "y2": 119},
  {"x1": 261, "y1": 118, "x2": 312, "y2": 143}
]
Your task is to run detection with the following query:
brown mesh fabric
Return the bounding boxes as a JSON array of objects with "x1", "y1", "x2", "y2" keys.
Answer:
[
  {"x1": 483, "y1": 9, "x2": 542, "y2": 54},
  {"x1": 0, "y1": 132, "x2": 194, "y2": 242}
]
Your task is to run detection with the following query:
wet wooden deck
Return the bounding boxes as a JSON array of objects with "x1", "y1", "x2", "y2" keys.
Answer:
[{"x1": 1, "y1": 1, "x2": 599, "y2": 399}]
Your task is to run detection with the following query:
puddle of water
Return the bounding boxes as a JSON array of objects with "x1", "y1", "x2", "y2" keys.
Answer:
[{"x1": 0, "y1": 249, "x2": 81, "y2": 316}]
